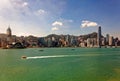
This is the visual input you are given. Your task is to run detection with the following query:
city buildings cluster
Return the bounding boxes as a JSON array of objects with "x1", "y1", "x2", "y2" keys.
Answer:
[
  {"x1": 0, "y1": 26, "x2": 38, "y2": 48},
  {"x1": 0, "y1": 26, "x2": 120, "y2": 49},
  {"x1": 37, "y1": 26, "x2": 120, "y2": 48}
]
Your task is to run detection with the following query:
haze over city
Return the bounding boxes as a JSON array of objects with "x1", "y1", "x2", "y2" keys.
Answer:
[{"x1": 0, "y1": 0, "x2": 120, "y2": 38}]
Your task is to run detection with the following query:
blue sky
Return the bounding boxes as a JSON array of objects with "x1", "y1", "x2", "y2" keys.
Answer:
[{"x1": 0, "y1": 0, "x2": 120, "y2": 38}]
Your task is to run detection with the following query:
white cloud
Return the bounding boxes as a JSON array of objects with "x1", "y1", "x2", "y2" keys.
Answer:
[
  {"x1": 81, "y1": 20, "x2": 98, "y2": 28},
  {"x1": 52, "y1": 21, "x2": 63, "y2": 26},
  {"x1": 51, "y1": 19, "x2": 74, "y2": 33},
  {"x1": 35, "y1": 0, "x2": 66, "y2": 17},
  {"x1": 0, "y1": 0, "x2": 67, "y2": 36},
  {"x1": 22, "y1": 2, "x2": 28, "y2": 7},
  {"x1": 34, "y1": 9, "x2": 47, "y2": 15},
  {"x1": 51, "y1": 27, "x2": 59, "y2": 31},
  {"x1": 11, "y1": 0, "x2": 30, "y2": 15},
  {"x1": 0, "y1": 0, "x2": 30, "y2": 18},
  {"x1": 58, "y1": 18, "x2": 74, "y2": 23},
  {"x1": 11, "y1": 0, "x2": 29, "y2": 9}
]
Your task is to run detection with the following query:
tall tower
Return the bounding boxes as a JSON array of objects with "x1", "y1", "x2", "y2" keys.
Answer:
[
  {"x1": 7, "y1": 26, "x2": 12, "y2": 37},
  {"x1": 97, "y1": 26, "x2": 101, "y2": 48},
  {"x1": 109, "y1": 36, "x2": 113, "y2": 46},
  {"x1": 106, "y1": 34, "x2": 109, "y2": 45}
]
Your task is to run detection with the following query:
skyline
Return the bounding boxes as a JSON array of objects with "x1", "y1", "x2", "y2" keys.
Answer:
[{"x1": 0, "y1": 0, "x2": 120, "y2": 38}]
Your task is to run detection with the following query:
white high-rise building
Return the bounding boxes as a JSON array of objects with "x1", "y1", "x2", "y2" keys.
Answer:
[{"x1": 109, "y1": 36, "x2": 113, "y2": 46}]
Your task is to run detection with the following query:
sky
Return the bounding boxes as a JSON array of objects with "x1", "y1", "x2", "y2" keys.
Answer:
[{"x1": 0, "y1": 0, "x2": 120, "y2": 38}]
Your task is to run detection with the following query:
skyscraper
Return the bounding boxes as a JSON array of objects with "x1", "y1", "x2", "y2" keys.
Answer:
[
  {"x1": 106, "y1": 34, "x2": 109, "y2": 45},
  {"x1": 87, "y1": 38, "x2": 91, "y2": 47},
  {"x1": 97, "y1": 26, "x2": 101, "y2": 48},
  {"x1": 6, "y1": 26, "x2": 14, "y2": 46},
  {"x1": 65, "y1": 35, "x2": 71, "y2": 46},
  {"x1": 6, "y1": 26, "x2": 12, "y2": 37},
  {"x1": 109, "y1": 36, "x2": 113, "y2": 46}
]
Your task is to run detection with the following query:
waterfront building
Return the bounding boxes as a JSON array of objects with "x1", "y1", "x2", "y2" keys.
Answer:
[
  {"x1": 93, "y1": 38, "x2": 97, "y2": 47},
  {"x1": 52, "y1": 37, "x2": 55, "y2": 41},
  {"x1": 25, "y1": 35, "x2": 38, "y2": 47},
  {"x1": 115, "y1": 42, "x2": 118, "y2": 48},
  {"x1": 101, "y1": 37, "x2": 106, "y2": 46},
  {"x1": 51, "y1": 36, "x2": 58, "y2": 47},
  {"x1": 86, "y1": 38, "x2": 97, "y2": 47},
  {"x1": 6, "y1": 26, "x2": 14, "y2": 47},
  {"x1": 0, "y1": 25, "x2": 120, "y2": 48},
  {"x1": 114, "y1": 38, "x2": 119, "y2": 47},
  {"x1": 109, "y1": 36, "x2": 114, "y2": 46},
  {"x1": 47, "y1": 37, "x2": 52, "y2": 47},
  {"x1": 0, "y1": 26, "x2": 26, "y2": 48},
  {"x1": 80, "y1": 41, "x2": 87, "y2": 47},
  {"x1": 70, "y1": 36, "x2": 76, "y2": 46},
  {"x1": 1, "y1": 38, "x2": 7, "y2": 48},
  {"x1": 58, "y1": 38, "x2": 63, "y2": 47},
  {"x1": 87, "y1": 38, "x2": 91, "y2": 47},
  {"x1": 0, "y1": 38, "x2": 1, "y2": 47},
  {"x1": 7, "y1": 26, "x2": 12, "y2": 37},
  {"x1": 65, "y1": 34, "x2": 71, "y2": 46},
  {"x1": 97, "y1": 26, "x2": 102, "y2": 48},
  {"x1": 106, "y1": 34, "x2": 109, "y2": 45}
]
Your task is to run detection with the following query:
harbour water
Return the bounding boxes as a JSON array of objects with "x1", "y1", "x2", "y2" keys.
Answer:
[{"x1": 0, "y1": 48, "x2": 120, "y2": 81}]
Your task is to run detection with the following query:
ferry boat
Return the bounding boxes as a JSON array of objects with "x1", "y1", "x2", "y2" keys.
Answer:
[{"x1": 21, "y1": 56, "x2": 27, "y2": 59}]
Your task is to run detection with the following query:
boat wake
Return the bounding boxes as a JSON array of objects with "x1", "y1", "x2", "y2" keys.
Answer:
[
  {"x1": 26, "y1": 53, "x2": 119, "y2": 59},
  {"x1": 26, "y1": 53, "x2": 120, "y2": 60},
  {"x1": 27, "y1": 55, "x2": 80, "y2": 59}
]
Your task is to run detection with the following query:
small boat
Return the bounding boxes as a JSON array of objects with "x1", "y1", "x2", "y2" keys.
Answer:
[
  {"x1": 71, "y1": 49, "x2": 75, "y2": 50},
  {"x1": 39, "y1": 50, "x2": 44, "y2": 51},
  {"x1": 21, "y1": 56, "x2": 27, "y2": 59}
]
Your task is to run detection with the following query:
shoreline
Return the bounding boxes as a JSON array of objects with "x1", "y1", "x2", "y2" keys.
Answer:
[{"x1": 0, "y1": 46, "x2": 120, "y2": 49}]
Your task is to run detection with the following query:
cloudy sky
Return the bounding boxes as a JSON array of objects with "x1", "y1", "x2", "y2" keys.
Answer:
[{"x1": 0, "y1": 0, "x2": 120, "y2": 38}]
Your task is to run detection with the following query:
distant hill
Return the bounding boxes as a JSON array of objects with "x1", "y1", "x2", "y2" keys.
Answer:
[
  {"x1": 45, "y1": 32, "x2": 99, "y2": 40},
  {"x1": 79, "y1": 32, "x2": 98, "y2": 40},
  {"x1": 0, "y1": 32, "x2": 102, "y2": 41}
]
